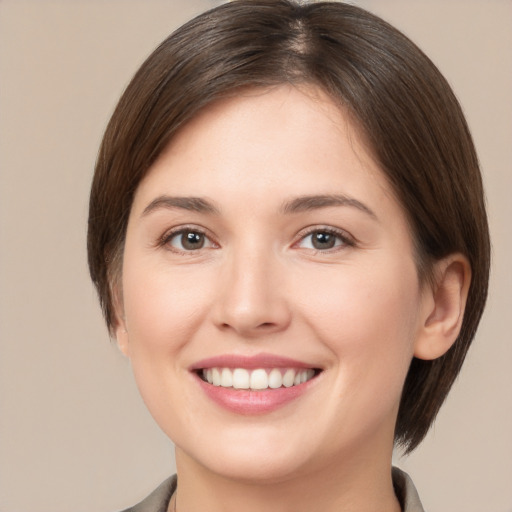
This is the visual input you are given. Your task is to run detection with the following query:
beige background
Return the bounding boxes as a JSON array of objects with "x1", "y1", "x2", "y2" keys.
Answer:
[{"x1": 0, "y1": 1, "x2": 510, "y2": 511}]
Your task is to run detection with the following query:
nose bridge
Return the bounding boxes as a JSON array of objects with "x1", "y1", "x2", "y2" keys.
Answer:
[{"x1": 213, "y1": 238, "x2": 290, "y2": 336}]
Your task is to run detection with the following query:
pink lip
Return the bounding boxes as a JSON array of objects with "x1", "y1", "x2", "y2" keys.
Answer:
[
  {"x1": 190, "y1": 353, "x2": 321, "y2": 415},
  {"x1": 195, "y1": 378, "x2": 314, "y2": 414},
  {"x1": 190, "y1": 353, "x2": 316, "y2": 371}
]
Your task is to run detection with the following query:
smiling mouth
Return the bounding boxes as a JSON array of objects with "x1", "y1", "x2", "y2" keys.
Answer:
[{"x1": 198, "y1": 367, "x2": 321, "y2": 391}]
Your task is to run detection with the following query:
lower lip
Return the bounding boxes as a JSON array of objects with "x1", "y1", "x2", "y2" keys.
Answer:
[{"x1": 194, "y1": 373, "x2": 316, "y2": 414}]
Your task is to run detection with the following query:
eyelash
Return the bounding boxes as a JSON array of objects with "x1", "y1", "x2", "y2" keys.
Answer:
[
  {"x1": 158, "y1": 225, "x2": 355, "y2": 254},
  {"x1": 158, "y1": 225, "x2": 218, "y2": 254},
  {"x1": 294, "y1": 226, "x2": 355, "y2": 253}
]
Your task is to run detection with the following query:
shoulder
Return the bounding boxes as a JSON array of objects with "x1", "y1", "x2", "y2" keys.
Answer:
[
  {"x1": 392, "y1": 467, "x2": 425, "y2": 512},
  {"x1": 118, "y1": 475, "x2": 176, "y2": 512}
]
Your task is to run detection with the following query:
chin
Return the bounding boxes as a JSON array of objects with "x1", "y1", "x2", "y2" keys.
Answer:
[{"x1": 175, "y1": 425, "x2": 318, "y2": 484}]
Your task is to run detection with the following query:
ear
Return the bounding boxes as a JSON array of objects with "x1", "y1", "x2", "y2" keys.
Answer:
[
  {"x1": 414, "y1": 254, "x2": 471, "y2": 360},
  {"x1": 115, "y1": 320, "x2": 130, "y2": 358},
  {"x1": 111, "y1": 283, "x2": 130, "y2": 358}
]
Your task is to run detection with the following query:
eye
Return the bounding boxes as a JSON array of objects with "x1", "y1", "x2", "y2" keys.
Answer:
[
  {"x1": 297, "y1": 228, "x2": 352, "y2": 251},
  {"x1": 165, "y1": 229, "x2": 215, "y2": 251}
]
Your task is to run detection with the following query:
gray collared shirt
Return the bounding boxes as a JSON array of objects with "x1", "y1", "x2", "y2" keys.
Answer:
[
  {"x1": 393, "y1": 467, "x2": 425, "y2": 512},
  {"x1": 122, "y1": 467, "x2": 425, "y2": 512}
]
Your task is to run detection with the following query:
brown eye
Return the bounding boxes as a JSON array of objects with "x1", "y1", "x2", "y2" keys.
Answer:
[
  {"x1": 297, "y1": 229, "x2": 350, "y2": 251},
  {"x1": 311, "y1": 231, "x2": 336, "y2": 249},
  {"x1": 168, "y1": 230, "x2": 212, "y2": 251}
]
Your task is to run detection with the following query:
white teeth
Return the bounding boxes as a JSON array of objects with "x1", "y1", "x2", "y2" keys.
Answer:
[
  {"x1": 250, "y1": 369, "x2": 268, "y2": 390},
  {"x1": 232, "y1": 368, "x2": 250, "y2": 389},
  {"x1": 221, "y1": 368, "x2": 233, "y2": 387},
  {"x1": 268, "y1": 368, "x2": 283, "y2": 389},
  {"x1": 282, "y1": 369, "x2": 295, "y2": 387},
  {"x1": 201, "y1": 367, "x2": 317, "y2": 390}
]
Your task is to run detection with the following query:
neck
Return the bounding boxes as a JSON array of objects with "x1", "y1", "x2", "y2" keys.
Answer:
[{"x1": 172, "y1": 446, "x2": 401, "y2": 512}]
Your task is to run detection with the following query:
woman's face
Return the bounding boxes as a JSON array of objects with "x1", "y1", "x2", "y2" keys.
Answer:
[{"x1": 117, "y1": 85, "x2": 431, "y2": 483}]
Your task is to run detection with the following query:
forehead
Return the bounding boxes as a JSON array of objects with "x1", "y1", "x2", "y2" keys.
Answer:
[{"x1": 132, "y1": 84, "x2": 392, "y2": 207}]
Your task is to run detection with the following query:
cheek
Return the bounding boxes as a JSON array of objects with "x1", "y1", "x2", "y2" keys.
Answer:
[
  {"x1": 296, "y1": 262, "x2": 421, "y2": 446},
  {"x1": 302, "y1": 257, "x2": 419, "y2": 333},
  {"x1": 119, "y1": 256, "x2": 215, "y2": 432},
  {"x1": 122, "y1": 257, "x2": 212, "y2": 351},
  {"x1": 298, "y1": 258, "x2": 421, "y2": 386}
]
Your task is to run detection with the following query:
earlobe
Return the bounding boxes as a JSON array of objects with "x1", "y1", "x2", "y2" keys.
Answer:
[
  {"x1": 111, "y1": 283, "x2": 130, "y2": 358},
  {"x1": 115, "y1": 322, "x2": 130, "y2": 358},
  {"x1": 414, "y1": 254, "x2": 471, "y2": 361}
]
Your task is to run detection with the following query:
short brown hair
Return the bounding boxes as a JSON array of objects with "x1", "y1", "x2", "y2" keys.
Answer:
[{"x1": 88, "y1": 0, "x2": 490, "y2": 452}]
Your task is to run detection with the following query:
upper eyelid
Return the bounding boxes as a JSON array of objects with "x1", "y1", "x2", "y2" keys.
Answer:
[
  {"x1": 295, "y1": 225, "x2": 355, "y2": 242},
  {"x1": 159, "y1": 224, "x2": 217, "y2": 247},
  {"x1": 157, "y1": 224, "x2": 355, "y2": 248}
]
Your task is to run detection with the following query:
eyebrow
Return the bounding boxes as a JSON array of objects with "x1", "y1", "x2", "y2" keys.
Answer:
[
  {"x1": 141, "y1": 193, "x2": 377, "y2": 220},
  {"x1": 281, "y1": 194, "x2": 377, "y2": 219},
  {"x1": 142, "y1": 195, "x2": 220, "y2": 216}
]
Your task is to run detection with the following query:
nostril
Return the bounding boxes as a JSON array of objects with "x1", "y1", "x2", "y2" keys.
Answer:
[
  {"x1": 213, "y1": 301, "x2": 292, "y2": 335},
  {"x1": 219, "y1": 321, "x2": 277, "y2": 331}
]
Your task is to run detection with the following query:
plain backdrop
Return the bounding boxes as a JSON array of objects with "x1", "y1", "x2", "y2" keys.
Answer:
[{"x1": 0, "y1": 1, "x2": 510, "y2": 511}]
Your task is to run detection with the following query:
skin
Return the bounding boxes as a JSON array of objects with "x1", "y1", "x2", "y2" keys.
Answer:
[{"x1": 115, "y1": 85, "x2": 470, "y2": 512}]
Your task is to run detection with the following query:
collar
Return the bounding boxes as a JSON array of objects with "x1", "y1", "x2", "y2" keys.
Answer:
[{"x1": 123, "y1": 467, "x2": 425, "y2": 512}]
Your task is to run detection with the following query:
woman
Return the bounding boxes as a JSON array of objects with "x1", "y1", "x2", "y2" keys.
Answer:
[{"x1": 87, "y1": 1, "x2": 490, "y2": 511}]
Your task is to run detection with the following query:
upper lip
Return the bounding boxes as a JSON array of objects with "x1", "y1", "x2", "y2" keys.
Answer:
[{"x1": 189, "y1": 353, "x2": 320, "y2": 371}]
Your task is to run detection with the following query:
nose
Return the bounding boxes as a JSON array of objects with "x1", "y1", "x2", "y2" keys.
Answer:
[{"x1": 211, "y1": 247, "x2": 292, "y2": 338}]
